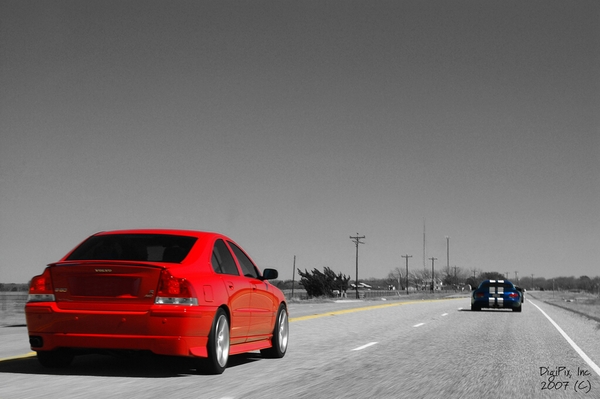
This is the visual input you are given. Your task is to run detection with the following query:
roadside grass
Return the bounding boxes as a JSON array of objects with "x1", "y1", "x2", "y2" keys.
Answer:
[
  {"x1": 0, "y1": 293, "x2": 27, "y2": 327},
  {"x1": 286, "y1": 290, "x2": 469, "y2": 304},
  {"x1": 528, "y1": 290, "x2": 600, "y2": 323}
]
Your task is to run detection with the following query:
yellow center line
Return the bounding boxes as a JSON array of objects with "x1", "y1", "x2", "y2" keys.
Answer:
[
  {"x1": 289, "y1": 297, "x2": 464, "y2": 322},
  {"x1": 0, "y1": 352, "x2": 36, "y2": 362}
]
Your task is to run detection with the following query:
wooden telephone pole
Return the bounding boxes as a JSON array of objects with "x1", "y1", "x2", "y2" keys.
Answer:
[
  {"x1": 429, "y1": 257, "x2": 437, "y2": 292},
  {"x1": 402, "y1": 254, "x2": 412, "y2": 295},
  {"x1": 350, "y1": 234, "x2": 365, "y2": 299}
]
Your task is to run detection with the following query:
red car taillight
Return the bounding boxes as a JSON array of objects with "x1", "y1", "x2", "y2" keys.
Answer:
[
  {"x1": 155, "y1": 269, "x2": 198, "y2": 305},
  {"x1": 475, "y1": 292, "x2": 485, "y2": 299},
  {"x1": 28, "y1": 268, "x2": 56, "y2": 302},
  {"x1": 508, "y1": 292, "x2": 519, "y2": 299}
]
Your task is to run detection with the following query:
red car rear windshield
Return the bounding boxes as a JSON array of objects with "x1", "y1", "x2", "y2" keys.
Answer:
[{"x1": 66, "y1": 234, "x2": 198, "y2": 263}]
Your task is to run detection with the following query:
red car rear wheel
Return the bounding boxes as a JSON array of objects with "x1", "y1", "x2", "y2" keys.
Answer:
[
  {"x1": 204, "y1": 308, "x2": 230, "y2": 374},
  {"x1": 37, "y1": 349, "x2": 74, "y2": 368}
]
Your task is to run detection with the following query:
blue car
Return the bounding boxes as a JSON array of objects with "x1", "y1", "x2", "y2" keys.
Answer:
[{"x1": 471, "y1": 279, "x2": 522, "y2": 312}]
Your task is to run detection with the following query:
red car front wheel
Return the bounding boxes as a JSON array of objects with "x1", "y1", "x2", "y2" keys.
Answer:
[{"x1": 261, "y1": 304, "x2": 289, "y2": 358}]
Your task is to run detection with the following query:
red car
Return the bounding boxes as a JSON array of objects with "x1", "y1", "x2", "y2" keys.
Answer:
[{"x1": 26, "y1": 229, "x2": 289, "y2": 374}]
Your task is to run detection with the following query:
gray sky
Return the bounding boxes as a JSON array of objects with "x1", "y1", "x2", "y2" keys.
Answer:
[{"x1": 1, "y1": 0, "x2": 598, "y2": 284}]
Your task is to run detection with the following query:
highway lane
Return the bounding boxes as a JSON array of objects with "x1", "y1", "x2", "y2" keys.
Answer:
[
  {"x1": 1, "y1": 297, "x2": 599, "y2": 398},
  {"x1": 0, "y1": 327, "x2": 31, "y2": 361}
]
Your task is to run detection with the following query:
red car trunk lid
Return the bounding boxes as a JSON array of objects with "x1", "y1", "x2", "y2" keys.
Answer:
[{"x1": 49, "y1": 261, "x2": 163, "y2": 311}]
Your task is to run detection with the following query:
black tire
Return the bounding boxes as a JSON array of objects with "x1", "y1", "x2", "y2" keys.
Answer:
[
  {"x1": 261, "y1": 304, "x2": 289, "y2": 359},
  {"x1": 204, "y1": 308, "x2": 230, "y2": 374},
  {"x1": 512, "y1": 305, "x2": 522, "y2": 312},
  {"x1": 471, "y1": 304, "x2": 481, "y2": 311},
  {"x1": 36, "y1": 349, "x2": 74, "y2": 368}
]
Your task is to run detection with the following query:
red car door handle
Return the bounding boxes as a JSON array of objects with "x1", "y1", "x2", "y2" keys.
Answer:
[{"x1": 226, "y1": 281, "x2": 234, "y2": 289}]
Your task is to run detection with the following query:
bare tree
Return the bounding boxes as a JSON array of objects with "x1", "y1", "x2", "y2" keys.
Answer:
[{"x1": 387, "y1": 267, "x2": 404, "y2": 290}]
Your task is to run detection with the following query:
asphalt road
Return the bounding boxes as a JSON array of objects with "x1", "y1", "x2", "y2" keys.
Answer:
[{"x1": 1, "y1": 296, "x2": 599, "y2": 399}]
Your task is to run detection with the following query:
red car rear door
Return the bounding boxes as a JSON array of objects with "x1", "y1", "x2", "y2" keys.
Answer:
[
  {"x1": 228, "y1": 242, "x2": 277, "y2": 338},
  {"x1": 211, "y1": 239, "x2": 251, "y2": 343}
]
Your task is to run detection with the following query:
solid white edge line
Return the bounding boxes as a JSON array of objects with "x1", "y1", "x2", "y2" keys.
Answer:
[
  {"x1": 352, "y1": 342, "x2": 378, "y2": 351},
  {"x1": 531, "y1": 300, "x2": 600, "y2": 378}
]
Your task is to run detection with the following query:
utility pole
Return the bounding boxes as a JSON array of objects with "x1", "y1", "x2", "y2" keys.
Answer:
[
  {"x1": 453, "y1": 266, "x2": 458, "y2": 288},
  {"x1": 423, "y1": 219, "x2": 426, "y2": 269},
  {"x1": 515, "y1": 271, "x2": 519, "y2": 284},
  {"x1": 350, "y1": 234, "x2": 365, "y2": 299},
  {"x1": 291, "y1": 255, "x2": 296, "y2": 298},
  {"x1": 531, "y1": 274, "x2": 534, "y2": 290},
  {"x1": 446, "y1": 236, "x2": 450, "y2": 277},
  {"x1": 402, "y1": 254, "x2": 412, "y2": 295},
  {"x1": 429, "y1": 257, "x2": 437, "y2": 292}
]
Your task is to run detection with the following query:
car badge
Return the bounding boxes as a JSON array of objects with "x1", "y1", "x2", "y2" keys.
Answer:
[{"x1": 95, "y1": 268, "x2": 112, "y2": 273}]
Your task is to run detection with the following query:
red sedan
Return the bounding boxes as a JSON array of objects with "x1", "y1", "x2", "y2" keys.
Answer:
[{"x1": 26, "y1": 229, "x2": 289, "y2": 374}]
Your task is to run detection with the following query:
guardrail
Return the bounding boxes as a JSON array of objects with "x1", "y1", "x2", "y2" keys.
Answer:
[
  {"x1": 283, "y1": 289, "x2": 404, "y2": 300},
  {"x1": 351, "y1": 290, "x2": 402, "y2": 299}
]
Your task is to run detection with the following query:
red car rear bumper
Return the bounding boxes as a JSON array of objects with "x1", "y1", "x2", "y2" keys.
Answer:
[{"x1": 26, "y1": 302, "x2": 217, "y2": 357}]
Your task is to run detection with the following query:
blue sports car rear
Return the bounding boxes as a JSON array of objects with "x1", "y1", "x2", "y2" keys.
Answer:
[{"x1": 471, "y1": 279, "x2": 522, "y2": 312}]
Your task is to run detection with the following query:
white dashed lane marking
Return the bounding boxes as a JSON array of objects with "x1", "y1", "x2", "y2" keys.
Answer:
[
  {"x1": 352, "y1": 342, "x2": 378, "y2": 351},
  {"x1": 349, "y1": 306, "x2": 457, "y2": 352}
]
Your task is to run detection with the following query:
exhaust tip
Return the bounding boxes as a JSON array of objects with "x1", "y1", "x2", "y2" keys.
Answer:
[{"x1": 29, "y1": 336, "x2": 43, "y2": 348}]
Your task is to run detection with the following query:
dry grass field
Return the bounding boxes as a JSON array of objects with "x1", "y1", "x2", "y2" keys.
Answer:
[
  {"x1": 528, "y1": 290, "x2": 600, "y2": 322},
  {"x1": 0, "y1": 293, "x2": 27, "y2": 326}
]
